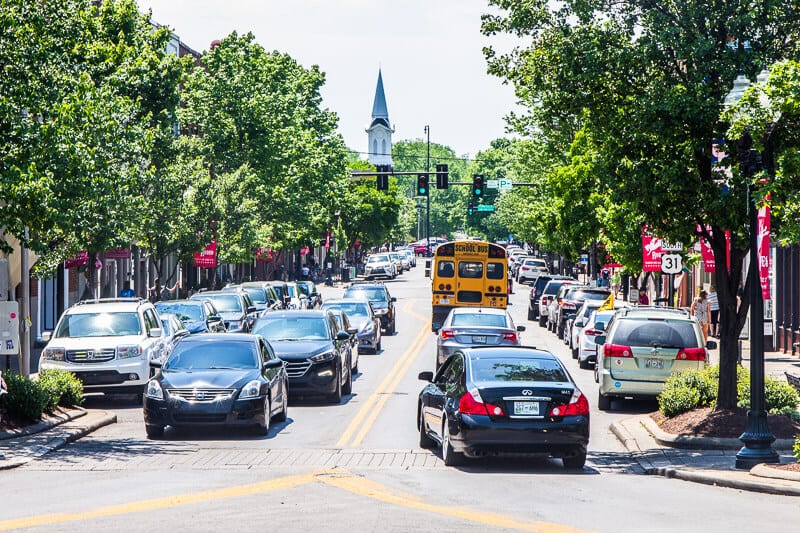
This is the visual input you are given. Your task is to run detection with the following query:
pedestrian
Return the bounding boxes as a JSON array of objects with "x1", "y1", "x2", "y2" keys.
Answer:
[
  {"x1": 148, "y1": 277, "x2": 160, "y2": 302},
  {"x1": 707, "y1": 286, "x2": 720, "y2": 337},
  {"x1": 638, "y1": 288, "x2": 649, "y2": 305},
  {"x1": 691, "y1": 290, "x2": 711, "y2": 342}
]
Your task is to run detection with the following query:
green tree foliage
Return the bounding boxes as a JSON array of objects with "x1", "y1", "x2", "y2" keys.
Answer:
[
  {"x1": 482, "y1": 0, "x2": 800, "y2": 408},
  {"x1": 340, "y1": 155, "x2": 402, "y2": 250}
]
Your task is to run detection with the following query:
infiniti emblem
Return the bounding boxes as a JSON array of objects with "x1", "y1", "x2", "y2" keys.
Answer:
[{"x1": 521, "y1": 389, "x2": 533, "y2": 396}]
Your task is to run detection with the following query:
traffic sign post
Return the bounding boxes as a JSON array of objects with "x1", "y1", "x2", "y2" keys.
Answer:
[{"x1": 660, "y1": 253, "x2": 682, "y2": 308}]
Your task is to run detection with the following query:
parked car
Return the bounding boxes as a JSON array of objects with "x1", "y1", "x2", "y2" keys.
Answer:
[
  {"x1": 398, "y1": 248, "x2": 416, "y2": 267},
  {"x1": 264, "y1": 281, "x2": 290, "y2": 309},
  {"x1": 155, "y1": 299, "x2": 226, "y2": 334},
  {"x1": 435, "y1": 307, "x2": 525, "y2": 369},
  {"x1": 549, "y1": 286, "x2": 609, "y2": 339},
  {"x1": 528, "y1": 275, "x2": 574, "y2": 321},
  {"x1": 237, "y1": 282, "x2": 284, "y2": 313},
  {"x1": 283, "y1": 282, "x2": 309, "y2": 310},
  {"x1": 388, "y1": 252, "x2": 405, "y2": 274},
  {"x1": 296, "y1": 280, "x2": 322, "y2": 309},
  {"x1": 157, "y1": 313, "x2": 190, "y2": 364},
  {"x1": 143, "y1": 333, "x2": 288, "y2": 438},
  {"x1": 576, "y1": 309, "x2": 616, "y2": 369},
  {"x1": 516, "y1": 257, "x2": 549, "y2": 284},
  {"x1": 321, "y1": 298, "x2": 382, "y2": 354},
  {"x1": 252, "y1": 310, "x2": 353, "y2": 403},
  {"x1": 343, "y1": 282, "x2": 397, "y2": 334},
  {"x1": 190, "y1": 291, "x2": 258, "y2": 333},
  {"x1": 538, "y1": 279, "x2": 579, "y2": 327},
  {"x1": 323, "y1": 307, "x2": 360, "y2": 373},
  {"x1": 40, "y1": 298, "x2": 164, "y2": 398},
  {"x1": 595, "y1": 307, "x2": 716, "y2": 411},
  {"x1": 507, "y1": 250, "x2": 529, "y2": 277},
  {"x1": 567, "y1": 301, "x2": 604, "y2": 355},
  {"x1": 417, "y1": 346, "x2": 590, "y2": 467},
  {"x1": 363, "y1": 254, "x2": 396, "y2": 280}
]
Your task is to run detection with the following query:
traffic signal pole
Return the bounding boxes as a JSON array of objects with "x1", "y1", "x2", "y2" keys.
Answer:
[{"x1": 425, "y1": 125, "x2": 431, "y2": 254}]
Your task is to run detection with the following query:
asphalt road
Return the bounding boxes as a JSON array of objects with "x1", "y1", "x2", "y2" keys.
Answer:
[{"x1": 2, "y1": 265, "x2": 799, "y2": 532}]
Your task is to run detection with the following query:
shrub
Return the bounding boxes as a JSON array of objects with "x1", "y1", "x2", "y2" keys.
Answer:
[
  {"x1": 37, "y1": 369, "x2": 84, "y2": 411},
  {"x1": 658, "y1": 369, "x2": 715, "y2": 417},
  {"x1": 738, "y1": 372, "x2": 800, "y2": 413},
  {"x1": 795, "y1": 436, "x2": 800, "y2": 463},
  {"x1": 0, "y1": 372, "x2": 48, "y2": 422}
]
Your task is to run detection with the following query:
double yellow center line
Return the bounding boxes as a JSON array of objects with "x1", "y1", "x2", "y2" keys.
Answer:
[{"x1": 337, "y1": 301, "x2": 431, "y2": 447}]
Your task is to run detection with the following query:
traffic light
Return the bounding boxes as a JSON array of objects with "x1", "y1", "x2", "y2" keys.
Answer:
[
  {"x1": 376, "y1": 165, "x2": 391, "y2": 191},
  {"x1": 472, "y1": 174, "x2": 484, "y2": 197},
  {"x1": 416, "y1": 173, "x2": 429, "y2": 196},
  {"x1": 436, "y1": 164, "x2": 449, "y2": 189},
  {"x1": 467, "y1": 200, "x2": 474, "y2": 216}
]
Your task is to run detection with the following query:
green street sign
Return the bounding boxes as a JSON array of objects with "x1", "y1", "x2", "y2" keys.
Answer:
[{"x1": 476, "y1": 205, "x2": 495, "y2": 212}]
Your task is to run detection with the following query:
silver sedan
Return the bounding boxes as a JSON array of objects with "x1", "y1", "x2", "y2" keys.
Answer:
[{"x1": 435, "y1": 307, "x2": 525, "y2": 369}]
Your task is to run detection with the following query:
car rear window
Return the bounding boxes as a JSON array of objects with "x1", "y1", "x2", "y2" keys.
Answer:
[
  {"x1": 567, "y1": 289, "x2": 608, "y2": 301},
  {"x1": 612, "y1": 319, "x2": 698, "y2": 348},
  {"x1": 543, "y1": 281, "x2": 570, "y2": 296},
  {"x1": 451, "y1": 313, "x2": 507, "y2": 328},
  {"x1": 470, "y1": 357, "x2": 568, "y2": 383}
]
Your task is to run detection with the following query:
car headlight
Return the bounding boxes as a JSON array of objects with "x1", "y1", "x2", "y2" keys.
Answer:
[
  {"x1": 360, "y1": 321, "x2": 375, "y2": 334},
  {"x1": 118, "y1": 345, "x2": 142, "y2": 359},
  {"x1": 228, "y1": 320, "x2": 242, "y2": 329},
  {"x1": 43, "y1": 347, "x2": 65, "y2": 361},
  {"x1": 310, "y1": 351, "x2": 336, "y2": 363},
  {"x1": 145, "y1": 380, "x2": 163, "y2": 400},
  {"x1": 239, "y1": 379, "x2": 262, "y2": 399},
  {"x1": 374, "y1": 308, "x2": 388, "y2": 315}
]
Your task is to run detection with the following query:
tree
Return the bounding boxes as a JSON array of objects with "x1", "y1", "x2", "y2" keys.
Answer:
[
  {"x1": 340, "y1": 155, "x2": 402, "y2": 250},
  {"x1": 482, "y1": 0, "x2": 800, "y2": 408}
]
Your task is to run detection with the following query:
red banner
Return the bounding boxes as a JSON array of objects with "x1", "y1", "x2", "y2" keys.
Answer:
[
  {"x1": 65, "y1": 251, "x2": 88, "y2": 269},
  {"x1": 641, "y1": 227, "x2": 663, "y2": 272},
  {"x1": 256, "y1": 248, "x2": 274, "y2": 262},
  {"x1": 697, "y1": 225, "x2": 732, "y2": 274},
  {"x1": 324, "y1": 231, "x2": 330, "y2": 250},
  {"x1": 194, "y1": 241, "x2": 217, "y2": 268},
  {"x1": 300, "y1": 246, "x2": 310, "y2": 256},
  {"x1": 757, "y1": 206, "x2": 771, "y2": 300},
  {"x1": 105, "y1": 247, "x2": 130, "y2": 259}
]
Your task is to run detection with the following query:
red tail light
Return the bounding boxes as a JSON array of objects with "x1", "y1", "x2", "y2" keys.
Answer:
[
  {"x1": 438, "y1": 284, "x2": 444, "y2": 290},
  {"x1": 603, "y1": 344, "x2": 633, "y2": 358},
  {"x1": 488, "y1": 286, "x2": 495, "y2": 292},
  {"x1": 548, "y1": 390, "x2": 590, "y2": 417},
  {"x1": 562, "y1": 302, "x2": 576, "y2": 310},
  {"x1": 502, "y1": 332, "x2": 518, "y2": 342},
  {"x1": 458, "y1": 389, "x2": 505, "y2": 417},
  {"x1": 445, "y1": 284, "x2": 452, "y2": 291},
  {"x1": 584, "y1": 328, "x2": 603, "y2": 336},
  {"x1": 440, "y1": 329, "x2": 455, "y2": 339},
  {"x1": 676, "y1": 347, "x2": 707, "y2": 361}
]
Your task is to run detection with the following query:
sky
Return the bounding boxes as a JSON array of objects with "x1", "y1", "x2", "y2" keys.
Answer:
[{"x1": 136, "y1": 0, "x2": 522, "y2": 159}]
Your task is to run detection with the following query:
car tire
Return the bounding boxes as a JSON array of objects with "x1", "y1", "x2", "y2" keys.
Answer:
[
  {"x1": 597, "y1": 391, "x2": 611, "y2": 411},
  {"x1": 562, "y1": 451, "x2": 587, "y2": 469},
  {"x1": 387, "y1": 319, "x2": 396, "y2": 335},
  {"x1": 442, "y1": 418, "x2": 464, "y2": 467},
  {"x1": 376, "y1": 338, "x2": 382, "y2": 352},
  {"x1": 538, "y1": 316, "x2": 546, "y2": 328},
  {"x1": 253, "y1": 397, "x2": 271, "y2": 436},
  {"x1": 593, "y1": 364, "x2": 599, "y2": 383},
  {"x1": 342, "y1": 362, "x2": 353, "y2": 395},
  {"x1": 579, "y1": 357, "x2": 591, "y2": 370},
  {"x1": 418, "y1": 408, "x2": 435, "y2": 449},
  {"x1": 145, "y1": 424, "x2": 164, "y2": 439},
  {"x1": 528, "y1": 307, "x2": 535, "y2": 321},
  {"x1": 329, "y1": 367, "x2": 343, "y2": 404},
  {"x1": 274, "y1": 384, "x2": 288, "y2": 423},
  {"x1": 571, "y1": 346, "x2": 579, "y2": 359}
]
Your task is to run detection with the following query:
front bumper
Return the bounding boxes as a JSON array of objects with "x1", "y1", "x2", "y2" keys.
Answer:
[
  {"x1": 451, "y1": 413, "x2": 589, "y2": 458},
  {"x1": 284, "y1": 359, "x2": 340, "y2": 396},
  {"x1": 144, "y1": 395, "x2": 266, "y2": 427},
  {"x1": 40, "y1": 358, "x2": 149, "y2": 393},
  {"x1": 357, "y1": 330, "x2": 378, "y2": 351}
]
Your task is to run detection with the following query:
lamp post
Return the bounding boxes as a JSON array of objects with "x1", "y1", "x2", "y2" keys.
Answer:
[
  {"x1": 724, "y1": 72, "x2": 779, "y2": 469},
  {"x1": 424, "y1": 125, "x2": 431, "y2": 255}
]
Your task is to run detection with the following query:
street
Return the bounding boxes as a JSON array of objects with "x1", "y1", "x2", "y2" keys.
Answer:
[{"x1": 2, "y1": 266, "x2": 799, "y2": 532}]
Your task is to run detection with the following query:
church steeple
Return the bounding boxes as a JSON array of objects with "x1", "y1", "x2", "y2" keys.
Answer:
[{"x1": 366, "y1": 69, "x2": 393, "y2": 166}]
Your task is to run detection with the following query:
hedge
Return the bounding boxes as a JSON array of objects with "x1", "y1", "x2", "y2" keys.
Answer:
[{"x1": 0, "y1": 370, "x2": 84, "y2": 422}]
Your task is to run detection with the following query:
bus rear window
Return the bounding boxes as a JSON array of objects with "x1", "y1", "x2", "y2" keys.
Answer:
[
  {"x1": 437, "y1": 261, "x2": 455, "y2": 278},
  {"x1": 486, "y1": 262, "x2": 504, "y2": 279},
  {"x1": 458, "y1": 262, "x2": 483, "y2": 278}
]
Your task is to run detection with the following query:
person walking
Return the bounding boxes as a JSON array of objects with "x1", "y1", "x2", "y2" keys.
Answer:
[
  {"x1": 691, "y1": 290, "x2": 711, "y2": 342},
  {"x1": 638, "y1": 288, "x2": 649, "y2": 305},
  {"x1": 707, "y1": 286, "x2": 720, "y2": 337}
]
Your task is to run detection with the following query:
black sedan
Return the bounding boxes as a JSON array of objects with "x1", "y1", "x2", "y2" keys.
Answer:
[
  {"x1": 143, "y1": 333, "x2": 288, "y2": 438},
  {"x1": 253, "y1": 310, "x2": 353, "y2": 403},
  {"x1": 417, "y1": 346, "x2": 590, "y2": 468}
]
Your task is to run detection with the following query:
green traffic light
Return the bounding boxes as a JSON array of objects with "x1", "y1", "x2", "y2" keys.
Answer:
[{"x1": 419, "y1": 187, "x2": 426, "y2": 195}]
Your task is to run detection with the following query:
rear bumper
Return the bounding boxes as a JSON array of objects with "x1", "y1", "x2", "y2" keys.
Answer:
[{"x1": 599, "y1": 370, "x2": 665, "y2": 398}]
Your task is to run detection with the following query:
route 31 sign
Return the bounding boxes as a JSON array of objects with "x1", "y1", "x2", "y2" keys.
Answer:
[{"x1": 660, "y1": 253, "x2": 682, "y2": 274}]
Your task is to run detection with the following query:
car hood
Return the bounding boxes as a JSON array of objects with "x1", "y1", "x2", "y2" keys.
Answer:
[
  {"x1": 219, "y1": 312, "x2": 245, "y2": 321},
  {"x1": 269, "y1": 340, "x2": 334, "y2": 361},
  {"x1": 159, "y1": 369, "x2": 258, "y2": 390},
  {"x1": 350, "y1": 317, "x2": 370, "y2": 330},
  {"x1": 184, "y1": 321, "x2": 209, "y2": 334},
  {"x1": 45, "y1": 335, "x2": 145, "y2": 349}
]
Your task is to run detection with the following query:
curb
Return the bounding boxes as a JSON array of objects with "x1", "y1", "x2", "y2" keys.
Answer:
[
  {"x1": 751, "y1": 463, "x2": 800, "y2": 483},
  {"x1": 645, "y1": 466, "x2": 800, "y2": 497},
  {"x1": 0, "y1": 408, "x2": 87, "y2": 441},
  {"x1": 641, "y1": 415, "x2": 795, "y2": 450}
]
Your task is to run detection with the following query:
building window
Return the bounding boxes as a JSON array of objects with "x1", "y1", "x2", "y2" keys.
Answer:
[
  {"x1": 373, "y1": 140, "x2": 378, "y2": 156},
  {"x1": 382, "y1": 139, "x2": 387, "y2": 155}
]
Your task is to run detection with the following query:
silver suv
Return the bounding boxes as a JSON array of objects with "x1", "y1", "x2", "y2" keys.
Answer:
[{"x1": 39, "y1": 298, "x2": 165, "y2": 398}]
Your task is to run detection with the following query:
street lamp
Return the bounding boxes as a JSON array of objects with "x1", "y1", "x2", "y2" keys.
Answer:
[{"x1": 724, "y1": 71, "x2": 779, "y2": 469}]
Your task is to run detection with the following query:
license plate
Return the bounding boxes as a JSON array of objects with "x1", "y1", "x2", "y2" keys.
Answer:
[
  {"x1": 472, "y1": 335, "x2": 486, "y2": 344},
  {"x1": 513, "y1": 402, "x2": 539, "y2": 416},
  {"x1": 644, "y1": 358, "x2": 664, "y2": 369},
  {"x1": 489, "y1": 299, "x2": 499, "y2": 307},
  {"x1": 440, "y1": 298, "x2": 449, "y2": 305}
]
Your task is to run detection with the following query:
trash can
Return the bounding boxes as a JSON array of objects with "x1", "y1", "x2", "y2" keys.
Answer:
[{"x1": 342, "y1": 266, "x2": 350, "y2": 283}]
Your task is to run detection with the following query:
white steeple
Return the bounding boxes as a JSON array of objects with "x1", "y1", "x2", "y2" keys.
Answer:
[{"x1": 366, "y1": 69, "x2": 393, "y2": 166}]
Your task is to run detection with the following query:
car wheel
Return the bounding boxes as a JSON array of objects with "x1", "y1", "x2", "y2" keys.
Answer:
[
  {"x1": 253, "y1": 396, "x2": 270, "y2": 436},
  {"x1": 376, "y1": 337, "x2": 382, "y2": 352},
  {"x1": 145, "y1": 424, "x2": 164, "y2": 439},
  {"x1": 274, "y1": 384, "x2": 288, "y2": 422},
  {"x1": 329, "y1": 367, "x2": 343, "y2": 404},
  {"x1": 593, "y1": 364, "x2": 599, "y2": 383},
  {"x1": 418, "y1": 407, "x2": 435, "y2": 449},
  {"x1": 538, "y1": 316, "x2": 546, "y2": 328},
  {"x1": 442, "y1": 418, "x2": 464, "y2": 466},
  {"x1": 579, "y1": 357, "x2": 591, "y2": 370},
  {"x1": 387, "y1": 319, "x2": 396, "y2": 335},
  {"x1": 562, "y1": 451, "x2": 587, "y2": 469},
  {"x1": 342, "y1": 361, "x2": 353, "y2": 395},
  {"x1": 597, "y1": 390, "x2": 611, "y2": 411},
  {"x1": 527, "y1": 307, "x2": 535, "y2": 321},
  {"x1": 571, "y1": 346, "x2": 579, "y2": 359}
]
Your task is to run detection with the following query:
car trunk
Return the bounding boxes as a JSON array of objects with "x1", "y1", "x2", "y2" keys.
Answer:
[{"x1": 475, "y1": 383, "x2": 575, "y2": 420}]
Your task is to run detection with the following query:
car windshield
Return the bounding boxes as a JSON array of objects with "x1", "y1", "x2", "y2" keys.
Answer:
[
  {"x1": 196, "y1": 294, "x2": 242, "y2": 312},
  {"x1": 296, "y1": 284, "x2": 310, "y2": 296},
  {"x1": 470, "y1": 357, "x2": 568, "y2": 383},
  {"x1": 612, "y1": 319, "x2": 698, "y2": 348},
  {"x1": 156, "y1": 303, "x2": 204, "y2": 322},
  {"x1": 451, "y1": 313, "x2": 507, "y2": 328},
  {"x1": 242, "y1": 287, "x2": 267, "y2": 304},
  {"x1": 271, "y1": 286, "x2": 285, "y2": 298},
  {"x1": 345, "y1": 288, "x2": 387, "y2": 302},
  {"x1": 287, "y1": 285, "x2": 298, "y2": 297},
  {"x1": 569, "y1": 290, "x2": 609, "y2": 301},
  {"x1": 543, "y1": 282, "x2": 569, "y2": 295},
  {"x1": 254, "y1": 317, "x2": 330, "y2": 341},
  {"x1": 368, "y1": 256, "x2": 389, "y2": 264},
  {"x1": 164, "y1": 341, "x2": 258, "y2": 370},
  {"x1": 55, "y1": 312, "x2": 141, "y2": 338},
  {"x1": 323, "y1": 303, "x2": 369, "y2": 318}
]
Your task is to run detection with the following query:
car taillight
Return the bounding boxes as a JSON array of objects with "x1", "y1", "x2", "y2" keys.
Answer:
[
  {"x1": 521, "y1": 266, "x2": 529, "y2": 271},
  {"x1": 440, "y1": 329, "x2": 455, "y2": 339},
  {"x1": 676, "y1": 347, "x2": 707, "y2": 361},
  {"x1": 502, "y1": 332, "x2": 517, "y2": 342},
  {"x1": 562, "y1": 302, "x2": 576, "y2": 310},
  {"x1": 548, "y1": 390, "x2": 589, "y2": 417},
  {"x1": 584, "y1": 328, "x2": 603, "y2": 336},
  {"x1": 603, "y1": 344, "x2": 632, "y2": 358},
  {"x1": 458, "y1": 388, "x2": 505, "y2": 417}
]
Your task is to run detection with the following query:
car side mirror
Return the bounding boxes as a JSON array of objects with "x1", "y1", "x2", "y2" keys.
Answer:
[
  {"x1": 149, "y1": 360, "x2": 163, "y2": 368},
  {"x1": 209, "y1": 315, "x2": 222, "y2": 322},
  {"x1": 575, "y1": 319, "x2": 586, "y2": 328},
  {"x1": 706, "y1": 340, "x2": 718, "y2": 350},
  {"x1": 247, "y1": 306, "x2": 257, "y2": 314},
  {"x1": 264, "y1": 359, "x2": 283, "y2": 369},
  {"x1": 148, "y1": 328, "x2": 162, "y2": 338},
  {"x1": 336, "y1": 331, "x2": 350, "y2": 341},
  {"x1": 391, "y1": 297, "x2": 397, "y2": 302},
  {"x1": 41, "y1": 331, "x2": 52, "y2": 342},
  {"x1": 516, "y1": 325, "x2": 526, "y2": 332},
  {"x1": 418, "y1": 371, "x2": 434, "y2": 382},
  {"x1": 595, "y1": 335, "x2": 606, "y2": 345}
]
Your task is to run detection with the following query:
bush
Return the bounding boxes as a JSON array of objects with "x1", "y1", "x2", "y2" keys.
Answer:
[
  {"x1": 795, "y1": 436, "x2": 800, "y2": 463},
  {"x1": 37, "y1": 369, "x2": 84, "y2": 411},
  {"x1": 0, "y1": 372, "x2": 48, "y2": 422},
  {"x1": 737, "y1": 371, "x2": 800, "y2": 413},
  {"x1": 658, "y1": 368, "x2": 716, "y2": 417}
]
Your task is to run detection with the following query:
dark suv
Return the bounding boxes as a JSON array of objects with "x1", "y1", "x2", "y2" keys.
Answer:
[
  {"x1": 343, "y1": 282, "x2": 397, "y2": 334},
  {"x1": 528, "y1": 275, "x2": 574, "y2": 321},
  {"x1": 552, "y1": 287, "x2": 610, "y2": 338}
]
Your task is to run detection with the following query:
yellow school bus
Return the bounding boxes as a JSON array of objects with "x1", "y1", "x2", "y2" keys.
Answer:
[{"x1": 431, "y1": 240, "x2": 508, "y2": 331}]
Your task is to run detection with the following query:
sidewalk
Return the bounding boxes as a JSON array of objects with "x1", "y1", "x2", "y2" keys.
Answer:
[{"x1": 0, "y1": 408, "x2": 116, "y2": 470}]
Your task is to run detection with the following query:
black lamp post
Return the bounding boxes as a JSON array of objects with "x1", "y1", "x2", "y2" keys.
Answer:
[{"x1": 725, "y1": 72, "x2": 779, "y2": 469}]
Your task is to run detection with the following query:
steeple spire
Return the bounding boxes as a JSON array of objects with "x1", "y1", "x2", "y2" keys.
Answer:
[
  {"x1": 366, "y1": 69, "x2": 393, "y2": 166},
  {"x1": 371, "y1": 69, "x2": 389, "y2": 120}
]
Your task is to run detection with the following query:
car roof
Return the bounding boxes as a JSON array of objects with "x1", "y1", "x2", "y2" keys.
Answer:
[
  {"x1": 323, "y1": 298, "x2": 370, "y2": 305},
  {"x1": 156, "y1": 299, "x2": 202, "y2": 306},
  {"x1": 179, "y1": 332, "x2": 258, "y2": 343},
  {"x1": 613, "y1": 306, "x2": 693, "y2": 320},
  {"x1": 450, "y1": 307, "x2": 507, "y2": 316},
  {"x1": 66, "y1": 298, "x2": 149, "y2": 314},
  {"x1": 462, "y1": 346, "x2": 558, "y2": 360},
  {"x1": 258, "y1": 310, "x2": 329, "y2": 319}
]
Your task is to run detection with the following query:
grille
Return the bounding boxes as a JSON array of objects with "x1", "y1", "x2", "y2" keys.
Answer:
[
  {"x1": 66, "y1": 348, "x2": 116, "y2": 363},
  {"x1": 166, "y1": 388, "x2": 236, "y2": 401},
  {"x1": 285, "y1": 361, "x2": 311, "y2": 378},
  {"x1": 173, "y1": 413, "x2": 227, "y2": 423}
]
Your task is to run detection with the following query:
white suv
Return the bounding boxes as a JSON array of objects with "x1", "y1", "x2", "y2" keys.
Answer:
[{"x1": 39, "y1": 298, "x2": 165, "y2": 398}]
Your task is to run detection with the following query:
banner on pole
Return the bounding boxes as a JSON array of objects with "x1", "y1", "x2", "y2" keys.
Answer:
[
  {"x1": 194, "y1": 241, "x2": 217, "y2": 268},
  {"x1": 757, "y1": 205, "x2": 771, "y2": 300},
  {"x1": 641, "y1": 226, "x2": 663, "y2": 272}
]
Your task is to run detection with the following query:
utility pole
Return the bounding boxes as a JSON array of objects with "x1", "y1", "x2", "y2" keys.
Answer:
[{"x1": 425, "y1": 125, "x2": 431, "y2": 254}]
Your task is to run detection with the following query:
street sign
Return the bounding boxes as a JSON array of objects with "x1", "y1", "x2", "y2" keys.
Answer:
[
  {"x1": 487, "y1": 180, "x2": 499, "y2": 189},
  {"x1": 580, "y1": 254, "x2": 589, "y2": 264},
  {"x1": 476, "y1": 205, "x2": 495, "y2": 212},
  {"x1": 661, "y1": 241, "x2": 684, "y2": 251},
  {"x1": 660, "y1": 253, "x2": 682, "y2": 274},
  {"x1": 498, "y1": 178, "x2": 513, "y2": 191}
]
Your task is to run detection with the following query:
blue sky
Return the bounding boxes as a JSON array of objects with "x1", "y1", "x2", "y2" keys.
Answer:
[{"x1": 137, "y1": 0, "x2": 521, "y2": 159}]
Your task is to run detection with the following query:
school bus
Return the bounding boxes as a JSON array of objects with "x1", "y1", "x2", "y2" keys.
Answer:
[{"x1": 430, "y1": 240, "x2": 508, "y2": 331}]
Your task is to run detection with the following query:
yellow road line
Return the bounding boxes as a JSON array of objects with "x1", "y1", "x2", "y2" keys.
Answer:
[
  {"x1": 336, "y1": 306, "x2": 429, "y2": 447},
  {"x1": 0, "y1": 470, "x2": 322, "y2": 531},
  {"x1": 318, "y1": 472, "x2": 594, "y2": 533}
]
